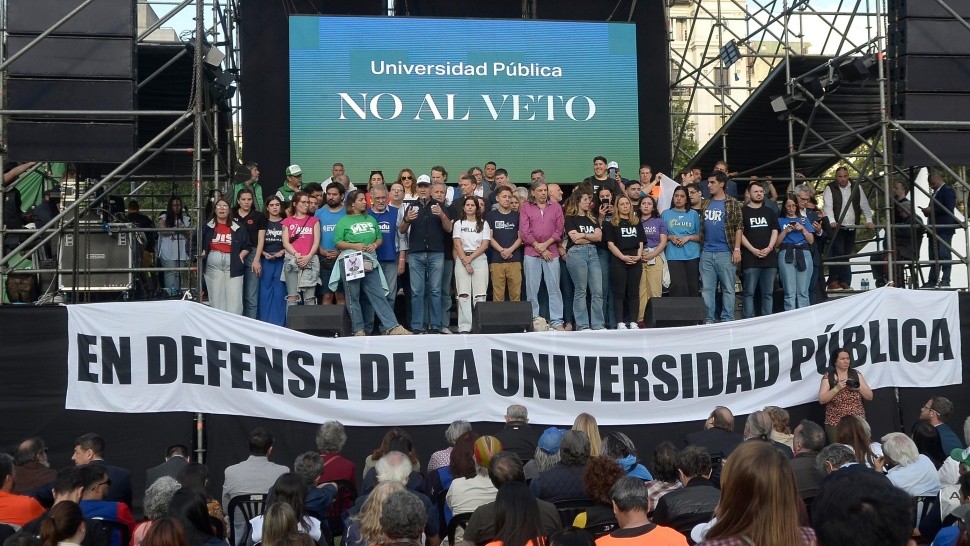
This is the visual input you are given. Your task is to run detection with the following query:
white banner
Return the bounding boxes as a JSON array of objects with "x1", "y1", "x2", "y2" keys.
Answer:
[{"x1": 65, "y1": 288, "x2": 962, "y2": 426}]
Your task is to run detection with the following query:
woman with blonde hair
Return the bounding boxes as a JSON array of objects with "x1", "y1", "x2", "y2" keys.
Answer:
[
  {"x1": 344, "y1": 482, "x2": 406, "y2": 546},
  {"x1": 603, "y1": 195, "x2": 645, "y2": 330},
  {"x1": 697, "y1": 441, "x2": 814, "y2": 545},
  {"x1": 261, "y1": 503, "x2": 313, "y2": 546},
  {"x1": 572, "y1": 413, "x2": 602, "y2": 457}
]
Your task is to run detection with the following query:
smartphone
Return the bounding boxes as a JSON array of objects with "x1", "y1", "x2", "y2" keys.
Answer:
[{"x1": 601, "y1": 198, "x2": 610, "y2": 207}]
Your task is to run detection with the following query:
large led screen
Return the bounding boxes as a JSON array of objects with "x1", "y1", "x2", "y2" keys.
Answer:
[{"x1": 289, "y1": 16, "x2": 639, "y2": 184}]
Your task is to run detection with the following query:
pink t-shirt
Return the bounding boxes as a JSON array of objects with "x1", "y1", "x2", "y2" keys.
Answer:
[{"x1": 282, "y1": 215, "x2": 319, "y2": 256}]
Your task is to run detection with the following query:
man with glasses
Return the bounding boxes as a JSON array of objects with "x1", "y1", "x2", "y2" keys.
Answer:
[
  {"x1": 399, "y1": 175, "x2": 452, "y2": 334},
  {"x1": 316, "y1": 182, "x2": 347, "y2": 306},
  {"x1": 364, "y1": 184, "x2": 406, "y2": 331},
  {"x1": 920, "y1": 397, "x2": 965, "y2": 454},
  {"x1": 12, "y1": 438, "x2": 56, "y2": 494},
  {"x1": 78, "y1": 465, "x2": 135, "y2": 540}
]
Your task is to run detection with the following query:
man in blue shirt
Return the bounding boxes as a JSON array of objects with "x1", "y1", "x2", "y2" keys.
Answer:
[
  {"x1": 921, "y1": 396, "x2": 965, "y2": 454},
  {"x1": 315, "y1": 182, "x2": 346, "y2": 305},
  {"x1": 363, "y1": 184, "x2": 404, "y2": 331},
  {"x1": 699, "y1": 171, "x2": 743, "y2": 323}
]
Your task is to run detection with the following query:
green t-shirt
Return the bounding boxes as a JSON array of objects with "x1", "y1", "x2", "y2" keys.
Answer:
[
  {"x1": 232, "y1": 181, "x2": 264, "y2": 211},
  {"x1": 334, "y1": 214, "x2": 381, "y2": 246},
  {"x1": 18, "y1": 162, "x2": 67, "y2": 212}
]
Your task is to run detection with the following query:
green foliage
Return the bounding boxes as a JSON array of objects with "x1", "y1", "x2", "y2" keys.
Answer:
[{"x1": 671, "y1": 100, "x2": 698, "y2": 174}]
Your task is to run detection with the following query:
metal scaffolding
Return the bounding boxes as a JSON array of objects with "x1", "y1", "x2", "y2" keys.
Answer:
[
  {"x1": 0, "y1": 0, "x2": 240, "y2": 302},
  {"x1": 668, "y1": 0, "x2": 970, "y2": 290}
]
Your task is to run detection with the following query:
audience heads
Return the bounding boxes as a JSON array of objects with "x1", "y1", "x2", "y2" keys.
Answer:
[
  {"x1": 793, "y1": 420, "x2": 826, "y2": 453},
  {"x1": 881, "y1": 432, "x2": 919, "y2": 466},
  {"x1": 261, "y1": 503, "x2": 299, "y2": 546},
  {"x1": 911, "y1": 421, "x2": 946, "y2": 466},
  {"x1": 293, "y1": 452, "x2": 322, "y2": 486},
  {"x1": 929, "y1": 396, "x2": 954, "y2": 422},
  {"x1": 582, "y1": 456, "x2": 625, "y2": 506},
  {"x1": 811, "y1": 471, "x2": 915, "y2": 546},
  {"x1": 609, "y1": 476, "x2": 650, "y2": 513},
  {"x1": 78, "y1": 465, "x2": 109, "y2": 497},
  {"x1": 248, "y1": 427, "x2": 274, "y2": 456},
  {"x1": 836, "y1": 416, "x2": 876, "y2": 466},
  {"x1": 372, "y1": 428, "x2": 417, "y2": 466},
  {"x1": 506, "y1": 404, "x2": 529, "y2": 422},
  {"x1": 52, "y1": 467, "x2": 84, "y2": 501},
  {"x1": 708, "y1": 441, "x2": 801, "y2": 545},
  {"x1": 315, "y1": 421, "x2": 347, "y2": 453},
  {"x1": 40, "y1": 501, "x2": 84, "y2": 546},
  {"x1": 572, "y1": 413, "x2": 602, "y2": 456},
  {"x1": 355, "y1": 481, "x2": 405, "y2": 546},
  {"x1": 72, "y1": 433, "x2": 105, "y2": 464},
  {"x1": 763, "y1": 406, "x2": 791, "y2": 435},
  {"x1": 449, "y1": 431, "x2": 480, "y2": 480},
  {"x1": 380, "y1": 491, "x2": 426, "y2": 541},
  {"x1": 142, "y1": 518, "x2": 186, "y2": 546},
  {"x1": 6, "y1": 533, "x2": 41, "y2": 546},
  {"x1": 268, "y1": 474, "x2": 309, "y2": 528},
  {"x1": 14, "y1": 438, "x2": 47, "y2": 467},
  {"x1": 444, "y1": 420, "x2": 472, "y2": 446},
  {"x1": 473, "y1": 436, "x2": 503, "y2": 469},
  {"x1": 376, "y1": 452, "x2": 412, "y2": 486},
  {"x1": 538, "y1": 427, "x2": 565, "y2": 456},
  {"x1": 166, "y1": 444, "x2": 189, "y2": 459},
  {"x1": 144, "y1": 476, "x2": 181, "y2": 520},
  {"x1": 493, "y1": 482, "x2": 543, "y2": 546},
  {"x1": 0, "y1": 454, "x2": 14, "y2": 488},
  {"x1": 560, "y1": 430, "x2": 592, "y2": 466},
  {"x1": 815, "y1": 444, "x2": 856, "y2": 475},
  {"x1": 601, "y1": 432, "x2": 639, "y2": 461},
  {"x1": 650, "y1": 441, "x2": 680, "y2": 483},
  {"x1": 488, "y1": 451, "x2": 525, "y2": 489},
  {"x1": 709, "y1": 406, "x2": 735, "y2": 431},
  {"x1": 547, "y1": 527, "x2": 595, "y2": 546},
  {"x1": 744, "y1": 410, "x2": 773, "y2": 440},
  {"x1": 676, "y1": 446, "x2": 713, "y2": 480},
  {"x1": 167, "y1": 487, "x2": 213, "y2": 538},
  {"x1": 176, "y1": 462, "x2": 209, "y2": 497}
]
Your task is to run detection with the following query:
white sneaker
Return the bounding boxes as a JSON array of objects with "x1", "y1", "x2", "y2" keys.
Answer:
[
  {"x1": 629, "y1": 322, "x2": 639, "y2": 330},
  {"x1": 617, "y1": 322, "x2": 628, "y2": 330},
  {"x1": 386, "y1": 325, "x2": 412, "y2": 335}
]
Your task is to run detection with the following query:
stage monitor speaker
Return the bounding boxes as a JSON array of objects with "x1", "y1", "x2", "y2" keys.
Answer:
[
  {"x1": 6, "y1": 35, "x2": 134, "y2": 78},
  {"x1": 645, "y1": 297, "x2": 706, "y2": 328},
  {"x1": 287, "y1": 305, "x2": 352, "y2": 338},
  {"x1": 59, "y1": 227, "x2": 134, "y2": 291},
  {"x1": 8, "y1": 0, "x2": 135, "y2": 37},
  {"x1": 7, "y1": 79, "x2": 135, "y2": 120},
  {"x1": 472, "y1": 301, "x2": 533, "y2": 334},
  {"x1": 7, "y1": 121, "x2": 135, "y2": 163},
  {"x1": 896, "y1": 131, "x2": 970, "y2": 166}
]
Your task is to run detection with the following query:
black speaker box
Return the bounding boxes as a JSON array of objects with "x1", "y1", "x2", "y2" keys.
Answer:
[
  {"x1": 645, "y1": 297, "x2": 706, "y2": 328},
  {"x1": 894, "y1": 0, "x2": 970, "y2": 19},
  {"x1": 59, "y1": 228, "x2": 133, "y2": 291},
  {"x1": 898, "y1": 94, "x2": 970, "y2": 122},
  {"x1": 7, "y1": 79, "x2": 135, "y2": 120},
  {"x1": 894, "y1": 56, "x2": 970, "y2": 93},
  {"x1": 6, "y1": 35, "x2": 134, "y2": 78},
  {"x1": 8, "y1": 0, "x2": 135, "y2": 37},
  {"x1": 7, "y1": 121, "x2": 135, "y2": 163},
  {"x1": 896, "y1": 19, "x2": 970, "y2": 56},
  {"x1": 896, "y1": 131, "x2": 970, "y2": 166},
  {"x1": 472, "y1": 301, "x2": 533, "y2": 334},
  {"x1": 287, "y1": 305, "x2": 352, "y2": 338}
]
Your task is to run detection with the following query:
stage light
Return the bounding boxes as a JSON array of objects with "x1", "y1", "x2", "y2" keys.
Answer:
[
  {"x1": 719, "y1": 40, "x2": 741, "y2": 67},
  {"x1": 838, "y1": 56, "x2": 873, "y2": 82}
]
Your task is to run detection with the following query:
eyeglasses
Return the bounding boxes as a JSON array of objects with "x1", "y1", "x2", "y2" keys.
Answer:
[
  {"x1": 298, "y1": 200, "x2": 310, "y2": 204},
  {"x1": 373, "y1": 195, "x2": 387, "y2": 200},
  {"x1": 98, "y1": 479, "x2": 111, "y2": 488},
  {"x1": 401, "y1": 176, "x2": 413, "y2": 180},
  {"x1": 922, "y1": 405, "x2": 937, "y2": 413}
]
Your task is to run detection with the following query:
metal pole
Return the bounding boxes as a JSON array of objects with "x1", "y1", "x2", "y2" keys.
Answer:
[
  {"x1": 138, "y1": 0, "x2": 195, "y2": 42},
  {"x1": 874, "y1": 0, "x2": 895, "y2": 285},
  {"x1": 193, "y1": 0, "x2": 205, "y2": 297},
  {"x1": 783, "y1": 0, "x2": 796, "y2": 193}
]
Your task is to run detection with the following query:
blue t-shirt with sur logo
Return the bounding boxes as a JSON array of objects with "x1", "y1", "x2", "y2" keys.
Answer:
[{"x1": 703, "y1": 199, "x2": 729, "y2": 252}]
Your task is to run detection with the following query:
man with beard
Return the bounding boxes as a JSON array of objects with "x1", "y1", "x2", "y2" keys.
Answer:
[
  {"x1": 316, "y1": 182, "x2": 346, "y2": 305},
  {"x1": 740, "y1": 184, "x2": 778, "y2": 318},
  {"x1": 399, "y1": 176, "x2": 452, "y2": 334}
]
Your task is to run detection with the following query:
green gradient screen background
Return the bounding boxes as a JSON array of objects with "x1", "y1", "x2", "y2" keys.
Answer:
[{"x1": 290, "y1": 16, "x2": 639, "y2": 185}]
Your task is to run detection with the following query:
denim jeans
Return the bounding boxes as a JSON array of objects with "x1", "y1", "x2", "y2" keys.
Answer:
[
  {"x1": 560, "y1": 256, "x2": 575, "y2": 325},
  {"x1": 565, "y1": 245, "x2": 604, "y2": 330},
  {"x1": 700, "y1": 251, "x2": 737, "y2": 323},
  {"x1": 409, "y1": 252, "x2": 444, "y2": 331},
  {"x1": 344, "y1": 267, "x2": 400, "y2": 333},
  {"x1": 159, "y1": 257, "x2": 188, "y2": 296},
  {"x1": 596, "y1": 246, "x2": 615, "y2": 328},
  {"x1": 440, "y1": 259, "x2": 454, "y2": 327},
  {"x1": 524, "y1": 254, "x2": 563, "y2": 327},
  {"x1": 778, "y1": 249, "x2": 814, "y2": 310},
  {"x1": 927, "y1": 230, "x2": 954, "y2": 284},
  {"x1": 827, "y1": 228, "x2": 856, "y2": 284},
  {"x1": 741, "y1": 266, "x2": 776, "y2": 318},
  {"x1": 242, "y1": 252, "x2": 258, "y2": 318},
  {"x1": 363, "y1": 260, "x2": 399, "y2": 332}
]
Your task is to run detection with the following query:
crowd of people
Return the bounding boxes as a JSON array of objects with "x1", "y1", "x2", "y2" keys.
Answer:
[
  {"x1": 181, "y1": 156, "x2": 959, "y2": 332},
  {"x1": 1, "y1": 391, "x2": 968, "y2": 546}
]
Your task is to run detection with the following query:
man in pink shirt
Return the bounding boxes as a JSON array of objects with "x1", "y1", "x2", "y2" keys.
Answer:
[{"x1": 519, "y1": 180, "x2": 565, "y2": 330}]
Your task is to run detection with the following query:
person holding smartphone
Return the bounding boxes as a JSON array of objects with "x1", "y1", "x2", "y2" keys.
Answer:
[
  {"x1": 398, "y1": 174, "x2": 452, "y2": 334},
  {"x1": 777, "y1": 194, "x2": 815, "y2": 310}
]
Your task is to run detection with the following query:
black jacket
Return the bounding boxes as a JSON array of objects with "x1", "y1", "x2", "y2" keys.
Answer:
[
  {"x1": 200, "y1": 220, "x2": 249, "y2": 277},
  {"x1": 652, "y1": 476, "x2": 719, "y2": 539}
]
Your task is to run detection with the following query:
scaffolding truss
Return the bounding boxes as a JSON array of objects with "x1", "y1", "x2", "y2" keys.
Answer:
[
  {"x1": 668, "y1": 0, "x2": 970, "y2": 289},
  {"x1": 0, "y1": 0, "x2": 241, "y2": 301}
]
